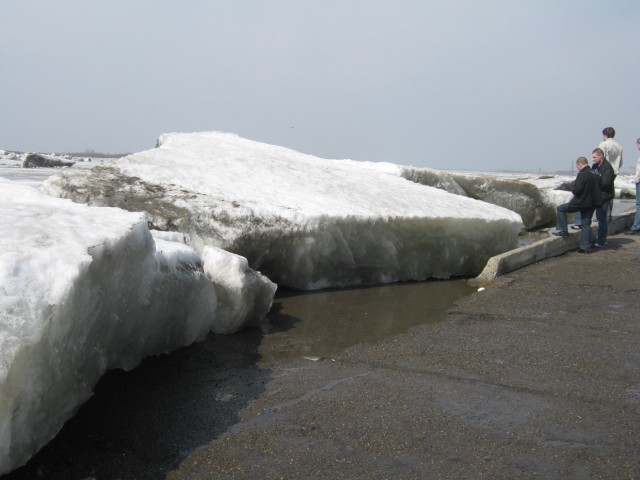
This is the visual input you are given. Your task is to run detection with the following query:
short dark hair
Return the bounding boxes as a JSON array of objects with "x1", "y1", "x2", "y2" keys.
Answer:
[
  {"x1": 602, "y1": 127, "x2": 615, "y2": 138},
  {"x1": 592, "y1": 147, "x2": 605, "y2": 156}
]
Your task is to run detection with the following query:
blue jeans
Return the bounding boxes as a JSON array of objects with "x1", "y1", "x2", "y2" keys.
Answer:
[
  {"x1": 557, "y1": 204, "x2": 594, "y2": 251},
  {"x1": 574, "y1": 211, "x2": 582, "y2": 226},
  {"x1": 632, "y1": 182, "x2": 640, "y2": 232},
  {"x1": 557, "y1": 203, "x2": 580, "y2": 233},
  {"x1": 579, "y1": 209, "x2": 595, "y2": 251},
  {"x1": 577, "y1": 199, "x2": 614, "y2": 227},
  {"x1": 595, "y1": 199, "x2": 610, "y2": 244}
]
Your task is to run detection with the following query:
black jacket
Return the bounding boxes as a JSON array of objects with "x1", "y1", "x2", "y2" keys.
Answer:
[
  {"x1": 591, "y1": 159, "x2": 615, "y2": 202},
  {"x1": 569, "y1": 167, "x2": 602, "y2": 210}
]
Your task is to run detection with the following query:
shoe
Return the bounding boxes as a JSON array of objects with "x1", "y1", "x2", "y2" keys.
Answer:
[
  {"x1": 576, "y1": 248, "x2": 590, "y2": 253},
  {"x1": 552, "y1": 230, "x2": 569, "y2": 238},
  {"x1": 625, "y1": 230, "x2": 640, "y2": 235},
  {"x1": 592, "y1": 242, "x2": 605, "y2": 248},
  {"x1": 571, "y1": 225, "x2": 582, "y2": 230}
]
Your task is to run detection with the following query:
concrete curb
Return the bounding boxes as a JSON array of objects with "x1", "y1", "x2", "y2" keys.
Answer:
[{"x1": 473, "y1": 210, "x2": 636, "y2": 285}]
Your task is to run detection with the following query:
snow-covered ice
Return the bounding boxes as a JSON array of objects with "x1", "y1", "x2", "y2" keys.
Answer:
[
  {"x1": 21, "y1": 152, "x2": 75, "y2": 168},
  {"x1": 0, "y1": 179, "x2": 275, "y2": 474},
  {"x1": 355, "y1": 163, "x2": 570, "y2": 231},
  {"x1": 43, "y1": 131, "x2": 525, "y2": 290},
  {"x1": 387, "y1": 167, "x2": 637, "y2": 228},
  {"x1": 202, "y1": 246, "x2": 277, "y2": 333},
  {"x1": 614, "y1": 174, "x2": 638, "y2": 199}
]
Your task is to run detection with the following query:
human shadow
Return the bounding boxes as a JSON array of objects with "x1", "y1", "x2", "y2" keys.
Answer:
[
  {"x1": 602, "y1": 236, "x2": 634, "y2": 251},
  {"x1": 3, "y1": 305, "x2": 299, "y2": 480}
]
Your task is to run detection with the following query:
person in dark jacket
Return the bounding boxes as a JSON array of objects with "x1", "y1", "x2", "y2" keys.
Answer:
[
  {"x1": 590, "y1": 147, "x2": 615, "y2": 247},
  {"x1": 553, "y1": 156, "x2": 602, "y2": 252}
]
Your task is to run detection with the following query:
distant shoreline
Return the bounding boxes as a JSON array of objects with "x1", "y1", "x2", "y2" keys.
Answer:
[
  {"x1": 2, "y1": 151, "x2": 131, "y2": 159},
  {"x1": 60, "y1": 152, "x2": 132, "y2": 158}
]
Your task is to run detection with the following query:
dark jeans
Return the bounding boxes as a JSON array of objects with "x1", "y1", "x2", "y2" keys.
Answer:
[
  {"x1": 557, "y1": 204, "x2": 595, "y2": 251},
  {"x1": 632, "y1": 182, "x2": 640, "y2": 231},
  {"x1": 595, "y1": 200, "x2": 610, "y2": 244}
]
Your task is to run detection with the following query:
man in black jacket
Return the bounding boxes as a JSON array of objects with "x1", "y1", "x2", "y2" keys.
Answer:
[
  {"x1": 553, "y1": 156, "x2": 602, "y2": 252},
  {"x1": 591, "y1": 147, "x2": 615, "y2": 247}
]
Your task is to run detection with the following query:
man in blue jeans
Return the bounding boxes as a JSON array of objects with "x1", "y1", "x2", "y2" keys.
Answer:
[
  {"x1": 625, "y1": 137, "x2": 640, "y2": 235},
  {"x1": 553, "y1": 156, "x2": 602, "y2": 253},
  {"x1": 590, "y1": 147, "x2": 615, "y2": 247}
]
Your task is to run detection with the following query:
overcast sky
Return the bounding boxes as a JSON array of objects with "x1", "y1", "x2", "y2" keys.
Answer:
[{"x1": 1, "y1": 1, "x2": 638, "y2": 172}]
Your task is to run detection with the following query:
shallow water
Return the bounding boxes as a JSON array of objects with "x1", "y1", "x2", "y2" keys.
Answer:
[{"x1": 261, "y1": 279, "x2": 476, "y2": 361}]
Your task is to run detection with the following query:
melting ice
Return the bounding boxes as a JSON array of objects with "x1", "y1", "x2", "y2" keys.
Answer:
[
  {"x1": 43, "y1": 131, "x2": 524, "y2": 290},
  {"x1": 0, "y1": 179, "x2": 275, "y2": 474}
]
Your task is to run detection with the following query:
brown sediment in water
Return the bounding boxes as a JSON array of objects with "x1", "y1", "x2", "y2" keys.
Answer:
[{"x1": 262, "y1": 280, "x2": 475, "y2": 360}]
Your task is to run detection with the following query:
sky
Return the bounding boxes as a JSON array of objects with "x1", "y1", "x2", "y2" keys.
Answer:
[{"x1": 1, "y1": 0, "x2": 638, "y2": 172}]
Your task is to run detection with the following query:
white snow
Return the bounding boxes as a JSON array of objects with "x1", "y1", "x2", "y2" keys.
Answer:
[
  {"x1": 202, "y1": 246, "x2": 277, "y2": 334},
  {"x1": 0, "y1": 178, "x2": 275, "y2": 474},
  {"x1": 515, "y1": 171, "x2": 638, "y2": 205},
  {"x1": 384, "y1": 166, "x2": 568, "y2": 230},
  {"x1": 43, "y1": 131, "x2": 525, "y2": 290},
  {"x1": 614, "y1": 174, "x2": 638, "y2": 199}
]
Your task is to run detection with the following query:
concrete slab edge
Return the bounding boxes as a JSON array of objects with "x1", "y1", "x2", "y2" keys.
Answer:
[{"x1": 472, "y1": 211, "x2": 636, "y2": 286}]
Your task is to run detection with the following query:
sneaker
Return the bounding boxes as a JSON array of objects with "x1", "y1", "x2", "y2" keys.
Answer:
[
  {"x1": 552, "y1": 230, "x2": 568, "y2": 238},
  {"x1": 592, "y1": 242, "x2": 605, "y2": 248},
  {"x1": 625, "y1": 230, "x2": 640, "y2": 236},
  {"x1": 576, "y1": 248, "x2": 590, "y2": 254},
  {"x1": 571, "y1": 225, "x2": 582, "y2": 230}
]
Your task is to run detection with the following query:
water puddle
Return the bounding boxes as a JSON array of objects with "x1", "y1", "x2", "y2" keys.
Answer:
[{"x1": 260, "y1": 279, "x2": 476, "y2": 361}]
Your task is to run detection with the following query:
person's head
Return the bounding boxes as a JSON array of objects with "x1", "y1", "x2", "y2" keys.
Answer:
[
  {"x1": 602, "y1": 127, "x2": 615, "y2": 139},
  {"x1": 637, "y1": 137, "x2": 640, "y2": 150},
  {"x1": 592, "y1": 148, "x2": 605, "y2": 164},
  {"x1": 576, "y1": 156, "x2": 589, "y2": 170}
]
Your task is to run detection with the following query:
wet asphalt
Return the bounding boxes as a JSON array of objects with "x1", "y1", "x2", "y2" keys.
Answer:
[{"x1": 5, "y1": 233, "x2": 640, "y2": 480}]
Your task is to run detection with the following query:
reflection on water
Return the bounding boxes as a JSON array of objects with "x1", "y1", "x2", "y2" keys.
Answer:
[{"x1": 261, "y1": 280, "x2": 475, "y2": 360}]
